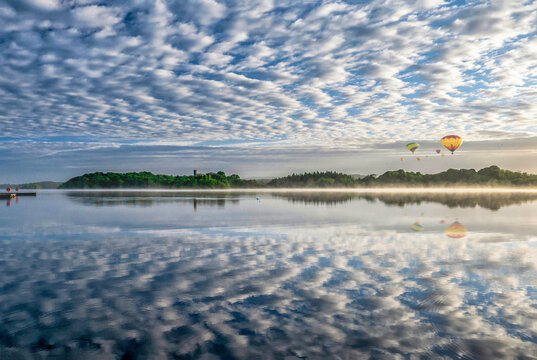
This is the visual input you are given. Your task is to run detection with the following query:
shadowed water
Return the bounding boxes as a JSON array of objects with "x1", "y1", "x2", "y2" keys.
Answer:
[{"x1": 0, "y1": 191, "x2": 536, "y2": 359}]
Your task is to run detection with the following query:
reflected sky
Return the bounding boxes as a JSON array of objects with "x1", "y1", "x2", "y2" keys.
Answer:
[{"x1": 0, "y1": 191, "x2": 536, "y2": 359}]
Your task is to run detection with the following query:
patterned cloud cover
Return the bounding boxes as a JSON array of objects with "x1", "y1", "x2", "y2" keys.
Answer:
[{"x1": 1, "y1": 0, "x2": 537, "y2": 180}]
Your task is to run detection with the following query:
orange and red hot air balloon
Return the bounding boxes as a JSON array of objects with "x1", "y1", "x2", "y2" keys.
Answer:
[
  {"x1": 445, "y1": 221, "x2": 466, "y2": 239},
  {"x1": 15, "y1": 187, "x2": 19, "y2": 192},
  {"x1": 436, "y1": 149, "x2": 441, "y2": 154},
  {"x1": 441, "y1": 135, "x2": 462, "y2": 154},
  {"x1": 6, "y1": 187, "x2": 11, "y2": 193}
]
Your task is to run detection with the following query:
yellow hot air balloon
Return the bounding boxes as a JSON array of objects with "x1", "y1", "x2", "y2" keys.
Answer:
[
  {"x1": 445, "y1": 221, "x2": 466, "y2": 238},
  {"x1": 417, "y1": 157, "x2": 421, "y2": 160},
  {"x1": 400, "y1": 157, "x2": 404, "y2": 161},
  {"x1": 406, "y1": 142, "x2": 420, "y2": 154},
  {"x1": 410, "y1": 222, "x2": 424, "y2": 231},
  {"x1": 441, "y1": 135, "x2": 462, "y2": 154}
]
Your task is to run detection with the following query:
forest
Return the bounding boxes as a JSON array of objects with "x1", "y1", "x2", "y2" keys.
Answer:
[
  {"x1": 59, "y1": 171, "x2": 259, "y2": 189},
  {"x1": 259, "y1": 166, "x2": 537, "y2": 187},
  {"x1": 358, "y1": 165, "x2": 537, "y2": 186},
  {"x1": 57, "y1": 166, "x2": 537, "y2": 189}
]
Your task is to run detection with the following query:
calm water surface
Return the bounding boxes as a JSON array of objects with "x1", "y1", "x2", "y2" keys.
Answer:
[{"x1": 1, "y1": 190, "x2": 536, "y2": 359}]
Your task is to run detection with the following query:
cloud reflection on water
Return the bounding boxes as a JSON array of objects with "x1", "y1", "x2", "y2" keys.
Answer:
[
  {"x1": 0, "y1": 226, "x2": 535, "y2": 359},
  {"x1": 1, "y1": 192, "x2": 537, "y2": 358}
]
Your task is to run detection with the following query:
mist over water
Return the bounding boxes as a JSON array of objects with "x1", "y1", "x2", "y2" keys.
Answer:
[{"x1": 1, "y1": 191, "x2": 536, "y2": 359}]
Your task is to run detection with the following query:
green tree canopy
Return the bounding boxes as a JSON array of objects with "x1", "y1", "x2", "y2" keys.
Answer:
[{"x1": 60, "y1": 171, "x2": 260, "y2": 189}]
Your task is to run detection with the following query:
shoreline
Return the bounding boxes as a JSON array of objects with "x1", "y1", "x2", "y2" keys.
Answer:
[{"x1": 41, "y1": 187, "x2": 537, "y2": 194}]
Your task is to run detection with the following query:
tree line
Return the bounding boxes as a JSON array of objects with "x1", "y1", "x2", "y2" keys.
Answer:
[
  {"x1": 58, "y1": 166, "x2": 537, "y2": 189},
  {"x1": 0, "y1": 181, "x2": 62, "y2": 189},
  {"x1": 59, "y1": 171, "x2": 259, "y2": 189},
  {"x1": 359, "y1": 165, "x2": 537, "y2": 186},
  {"x1": 267, "y1": 171, "x2": 356, "y2": 187}
]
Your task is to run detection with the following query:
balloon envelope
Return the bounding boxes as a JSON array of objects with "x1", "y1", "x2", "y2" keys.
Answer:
[
  {"x1": 436, "y1": 149, "x2": 441, "y2": 154},
  {"x1": 15, "y1": 187, "x2": 19, "y2": 191},
  {"x1": 410, "y1": 222, "x2": 424, "y2": 231},
  {"x1": 5, "y1": 187, "x2": 11, "y2": 193},
  {"x1": 441, "y1": 135, "x2": 462, "y2": 154},
  {"x1": 445, "y1": 221, "x2": 466, "y2": 238},
  {"x1": 406, "y1": 142, "x2": 420, "y2": 153}
]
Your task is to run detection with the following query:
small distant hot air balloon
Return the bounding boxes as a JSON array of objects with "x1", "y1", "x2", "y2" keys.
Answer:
[
  {"x1": 445, "y1": 221, "x2": 466, "y2": 238},
  {"x1": 6, "y1": 187, "x2": 11, "y2": 193},
  {"x1": 406, "y1": 142, "x2": 420, "y2": 154},
  {"x1": 417, "y1": 157, "x2": 421, "y2": 160},
  {"x1": 400, "y1": 157, "x2": 404, "y2": 161},
  {"x1": 410, "y1": 222, "x2": 424, "y2": 231},
  {"x1": 436, "y1": 149, "x2": 441, "y2": 154},
  {"x1": 15, "y1": 187, "x2": 19, "y2": 192},
  {"x1": 441, "y1": 135, "x2": 462, "y2": 154}
]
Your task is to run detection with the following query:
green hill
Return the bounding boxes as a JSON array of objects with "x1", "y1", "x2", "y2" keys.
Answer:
[
  {"x1": 361, "y1": 165, "x2": 537, "y2": 186},
  {"x1": 267, "y1": 166, "x2": 537, "y2": 187},
  {"x1": 57, "y1": 166, "x2": 537, "y2": 189},
  {"x1": 59, "y1": 171, "x2": 259, "y2": 189},
  {"x1": 268, "y1": 171, "x2": 356, "y2": 187}
]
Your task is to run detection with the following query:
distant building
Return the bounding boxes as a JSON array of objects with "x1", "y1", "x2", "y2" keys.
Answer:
[{"x1": 193, "y1": 170, "x2": 197, "y2": 176}]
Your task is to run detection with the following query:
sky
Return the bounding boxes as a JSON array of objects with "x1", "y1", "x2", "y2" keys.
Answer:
[{"x1": 1, "y1": 0, "x2": 537, "y2": 182}]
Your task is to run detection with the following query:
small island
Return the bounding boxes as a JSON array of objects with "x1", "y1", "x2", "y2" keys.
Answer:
[
  {"x1": 59, "y1": 171, "x2": 259, "y2": 189},
  {"x1": 57, "y1": 165, "x2": 537, "y2": 189}
]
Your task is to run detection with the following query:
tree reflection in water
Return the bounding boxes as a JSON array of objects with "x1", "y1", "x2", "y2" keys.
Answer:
[
  {"x1": 66, "y1": 191, "x2": 240, "y2": 209},
  {"x1": 274, "y1": 192, "x2": 537, "y2": 211}
]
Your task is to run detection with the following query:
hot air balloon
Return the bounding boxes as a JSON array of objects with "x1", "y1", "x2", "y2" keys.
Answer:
[
  {"x1": 5, "y1": 187, "x2": 11, "y2": 193},
  {"x1": 410, "y1": 222, "x2": 424, "y2": 231},
  {"x1": 436, "y1": 149, "x2": 441, "y2": 154},
  {"x1": 417, "y1": 157, "x2": 421, "y2": 160},
  {"x1": 406, "y1": 142, "x2": 420, "y2": 154},
  {"x1": 400, "y1": 157, "x2": 404, "y2": 161},
  {"x1": 441, "y1": 135, "x2": 462, "y2": 154},
  {"x1": 15, "y1": 187, "x2": 19, "y2": 191},
  {"x1": 445, "y1": 221, "x2": 466, "y2": 238}
]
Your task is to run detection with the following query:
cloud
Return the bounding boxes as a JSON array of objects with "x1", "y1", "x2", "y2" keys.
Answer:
[
  {"x1": 0, "y1": 214, "x2": 535, "y2": 358},
  {"x1": 71, "y1": 5, "x2": 121, "y2": 28},
  {"x1": 1, "y1": 0, "x2": 537, "y2": 180}
]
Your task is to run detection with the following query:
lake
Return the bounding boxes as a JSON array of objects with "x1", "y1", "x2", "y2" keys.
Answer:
[{"x1": 1, "y1": 190, "x2": 536, "y2": 359}]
